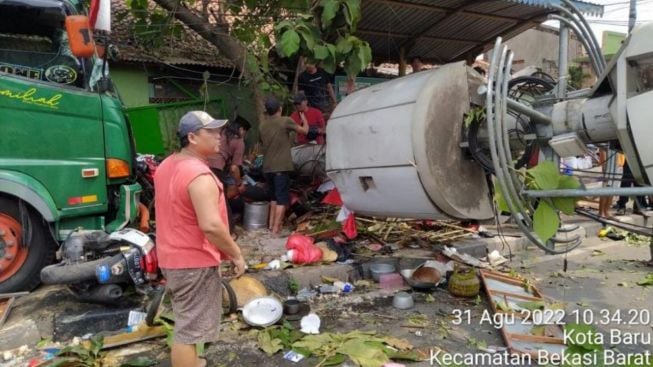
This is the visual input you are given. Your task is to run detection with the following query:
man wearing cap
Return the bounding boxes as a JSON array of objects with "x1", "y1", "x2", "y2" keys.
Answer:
[
  {"x1": 154, "y1": 111, "x2": 246, "y2": 367},
  {"x1": 290, "y1": 93, "x2": 326, "y2": 145},
  {"x1": 259, "y1": 96, "x2": 309, "y2": 234}
]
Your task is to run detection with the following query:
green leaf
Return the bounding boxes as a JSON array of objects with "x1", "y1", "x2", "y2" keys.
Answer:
[
  {"x1": 527, "y1": 161, "x2": 560, "y2": 190},
  {"x1": 258, "y1": 330, "x2": 283, "y2": 356},
  {"x1": 533, "y1": 201, "x2": 559, "y2": 242},
  {"x1": 637, "y1": 273, "x2": 653, "y2": 286},
  {"x1": 494, "y1": 186, "x2": 511, "y2": 213},
  {"x1": 564, "y1": 323, "x2": 604, "y2": 352},
  {"x1": 278, "y1": 29, "x2": 301, "y2": 57},
  {"x1": 120, "y1": 357, "x2": 158, "y2": 367},
  {"x1": 313, "y1": 45, "x2": 330, "y2": 60},
  {"x1": 320, "y1": 0, "x2": 340, "y2": 29},
  {"x1": 357, "y1": 42, "x2": 372, "y2": 67},
  {"x1": 343, "y1": 0, "x2": 361, "y2": 28},
  {"x1": 553, "y1": 197, "x2": 577, "y2": 215},
  {"x1": 553, "y1": 175, "x2": 581, "y2": 214},
  {"x1": 336, "y1": 37, "x2": 353, "y2": 54},
  {"x1": 336, "y1": 339, "x2": 390, "y2": 367},
  {"x1": 322, "y1": 353, "x2": 347, "y2": 366}
]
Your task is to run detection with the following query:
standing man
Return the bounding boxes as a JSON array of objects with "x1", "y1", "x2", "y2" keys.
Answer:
[
  {"x1": 155, "y1": 111, "x2": 246, "y2": 367},
  {"x1": 259, "y1": 96, "x2": 309, "y2": 234},
  {"x1": 290, "y1": 93, "x2": 326, "y2": 145},
  {"x1": 410, "y1": 56, "x2": 424, "y2": 73},
  {"x1": 208, "y1": 119, "x2": 251, "y2": 235},
  {"x1": 298, "y1": 62, "x2": 337, "y2": 115}
]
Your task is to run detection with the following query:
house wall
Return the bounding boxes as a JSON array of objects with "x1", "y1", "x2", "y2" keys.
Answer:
[
  {"x1": 110, "y1": 63, "x2": 260, "y2": 149},
  {"x1": 111, "y1": 64, "x2": 150, "y2": 107},
  {"x1": 486, "y1": 25, "x2": 584, "y2": 78}
]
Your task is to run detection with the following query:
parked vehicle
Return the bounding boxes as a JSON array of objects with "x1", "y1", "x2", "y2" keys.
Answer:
[{"x1": 0, "y1": 0, "x2": 141, "y2": 292}]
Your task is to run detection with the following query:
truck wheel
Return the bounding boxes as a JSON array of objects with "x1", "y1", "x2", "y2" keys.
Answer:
[{"x1": 0, "y1": 197, "x2": 56, "y2": 292}]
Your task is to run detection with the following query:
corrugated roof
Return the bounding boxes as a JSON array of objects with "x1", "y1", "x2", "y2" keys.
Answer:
[
  {"x1": 111, "y1": 0, "x2": 233, "y2": 68},
  {"x1": 357, "y1": 0, "x2": 603, "y2": 64}
]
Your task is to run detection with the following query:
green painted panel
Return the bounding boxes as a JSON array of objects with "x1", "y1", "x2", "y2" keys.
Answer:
[
  {"x1": 126, "y1": 107, "x2": 165, "y2": 155},
  {"x1": 111, "y1": 66, "x2": 150, "y2": 107}
]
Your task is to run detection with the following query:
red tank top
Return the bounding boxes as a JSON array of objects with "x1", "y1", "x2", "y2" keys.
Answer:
[{"x1": 154, "y1": 154, "x2": 227, "y2": 268}]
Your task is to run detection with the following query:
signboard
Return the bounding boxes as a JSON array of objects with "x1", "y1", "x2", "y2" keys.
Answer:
[{"x1": 334, "y1": 75, "x2": 387, "y2": 102}]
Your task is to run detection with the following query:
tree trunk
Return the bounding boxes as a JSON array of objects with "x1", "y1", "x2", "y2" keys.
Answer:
[{"x1": 152, "y1": 0, "x2": 265, "y2": 125}]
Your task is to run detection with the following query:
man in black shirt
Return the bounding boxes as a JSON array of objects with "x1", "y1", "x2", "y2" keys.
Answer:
[{"x1": 298, "y1": 62, "x2": 337, "y2": 115}]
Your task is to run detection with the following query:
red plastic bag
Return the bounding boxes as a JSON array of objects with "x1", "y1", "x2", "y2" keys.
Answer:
[
  {"x1": 342, "y1": 213, "x2": 358, "y2": 239},
  {"x1": 322, "y1": 189, "x2": 343, "y2": 206},
  {"x1": 286, "y1": 234, "x2": 323, "y2": 264}
]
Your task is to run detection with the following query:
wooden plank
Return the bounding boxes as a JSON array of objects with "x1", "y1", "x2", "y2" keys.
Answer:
[
  {"x1": 508, "y1": 333, "x2": 565, "y2": 344},
  {"x1": 81, "y1": 325, "x2": 167, "y2": 350},
  {"x1": 488, "y1": 289, "x2": 545, "y2": 302},
  {"x1": 0, "y1": 296, "x2": 16, "y2": 329}
]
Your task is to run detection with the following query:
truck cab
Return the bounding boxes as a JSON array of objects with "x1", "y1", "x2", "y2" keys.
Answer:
[{"x1": 0, "y1": 0, "x2": 141, "y2": 292}]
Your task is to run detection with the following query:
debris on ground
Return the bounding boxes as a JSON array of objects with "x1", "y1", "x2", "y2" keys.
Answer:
[
  {"x1": 0, "y1": 292, "x2": 28, "y2": 329},
  {"x1": 257, "y1": 322, "x2": 423, "y2": 367},
  {"x1": 479, "y1": 269, "x2": 566, "y2": 357}
]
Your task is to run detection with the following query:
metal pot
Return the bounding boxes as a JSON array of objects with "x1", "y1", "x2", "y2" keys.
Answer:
[{"x1": 244, "y1": 202, "x2": 270, "y2": 230}]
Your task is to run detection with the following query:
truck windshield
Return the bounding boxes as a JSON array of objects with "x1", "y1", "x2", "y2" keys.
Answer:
[{"x1": 0, "y1": 1, "x2": 85, "y2": 88}]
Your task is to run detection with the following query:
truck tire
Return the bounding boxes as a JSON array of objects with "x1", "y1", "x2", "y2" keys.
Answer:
[{"x1": 0, "y1": 196, "x2": 56, "y2": 292}]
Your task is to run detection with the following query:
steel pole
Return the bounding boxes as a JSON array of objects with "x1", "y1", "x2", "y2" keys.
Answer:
[{"x1": 524, "y1": 186, "x2": 653, "y2": 198}]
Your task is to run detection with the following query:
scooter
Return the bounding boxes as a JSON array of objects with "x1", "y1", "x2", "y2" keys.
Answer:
[{"x1": 40, "y1": 228, "x2": 237, "y2": 325}]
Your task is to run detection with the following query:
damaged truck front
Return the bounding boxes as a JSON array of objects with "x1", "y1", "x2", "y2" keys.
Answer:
[{"x1": 0, "y1": 0, "x2": 141, "y2": 292}]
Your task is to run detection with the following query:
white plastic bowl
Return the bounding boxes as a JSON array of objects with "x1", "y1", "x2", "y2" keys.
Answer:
[{"x1": 242, "y1": 296, "x2": 283, "y2": 327}]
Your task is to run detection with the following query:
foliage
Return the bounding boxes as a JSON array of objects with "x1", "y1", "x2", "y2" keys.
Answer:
[
  {"x1": 464, "y1": 106, "x2": 486, "y2": 128},
  {"x1": 494, "y1": 161, "x2": 581, "y2": 243},
  {"x1": 637, "y1": 273, "x2": 653, "y2": 286},
  {"x1": 563, "y1": 323, "x2": 604, "y2": 367},
  {"x1": 257, "y1": 323, "x2": 421, "y2": 367},
  {"x1": 45, "y1": 336, "x2": 105, "y2": 367},
  {"x1": 568, "y1": 65, "x2": 589, "y2": 90},
  {"x1": 124, "y1": 0, "x2": 372, "y2": 99}
]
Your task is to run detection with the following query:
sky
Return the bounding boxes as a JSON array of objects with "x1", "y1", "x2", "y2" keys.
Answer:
[{"x1": 549, "y1": 0, "x2": 653, "y2": 41}]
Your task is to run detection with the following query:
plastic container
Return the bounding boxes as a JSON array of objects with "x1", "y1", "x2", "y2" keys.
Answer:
[
  {"x1": 370, "y1": 263, "x2": 396, "y2": 282},
  {"x1": 379, "y1": 273, "x2": 405, "y2": 289}
]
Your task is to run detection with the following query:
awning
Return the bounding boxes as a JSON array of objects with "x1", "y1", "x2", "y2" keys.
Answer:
[{"x1": 357, "y1": 0, "x2": 604, "y2": 64}]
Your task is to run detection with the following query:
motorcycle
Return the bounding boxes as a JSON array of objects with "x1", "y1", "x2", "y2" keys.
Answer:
[{"x1": 40, "y1": 229, "x2": 237, "y2": 325}]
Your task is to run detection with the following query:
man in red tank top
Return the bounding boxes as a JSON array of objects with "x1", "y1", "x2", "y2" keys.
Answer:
[{"x1": 154, "y1": 111, "x2": 246, "y2": 367}]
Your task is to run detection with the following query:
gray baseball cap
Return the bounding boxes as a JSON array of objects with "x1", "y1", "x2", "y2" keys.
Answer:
[{"x1": 177, "y1": 111, "x2": 228, "y2": 137}]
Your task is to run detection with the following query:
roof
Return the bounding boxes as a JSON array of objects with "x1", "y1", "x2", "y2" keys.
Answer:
[
  {"x1": 356, "y1": 0, "x2": 603, "y2": 64},
  {"x1": 111, "y1": 0, "x2": 233, "y2": 68}
]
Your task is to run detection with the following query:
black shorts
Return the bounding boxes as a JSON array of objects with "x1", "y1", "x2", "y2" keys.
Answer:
[{"x1": 265, "y1": 172, "x2": 290, "y2": 205}]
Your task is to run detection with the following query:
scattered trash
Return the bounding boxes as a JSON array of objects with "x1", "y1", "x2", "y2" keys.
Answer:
[
  {"x1": 370, "y1": 262, "x2": 396, "y2": 282},
  {"x1": 448, "y1": 267, "x2": 480, "y2": 298},
  {"x1": 333, "y1": 281, "x2": 354, "y2": 293},
  {"x1": 230, "y1": 276, "x2": 268, "y2": 307},
  {"x1": 479, "y1": 269, "x2": 566, "y2": 358},
  {"x1": 127, "y1": 311, "x2": 147, "y2": 327},
  {"x1": 442, "y1": 246, "x2": 488, "y2": 268},
  {"x1": 296, "y1": 288, "x2": 318, "y2": 302},
  {"x1": 283, "y1": 350, "x2": 306, "y2": 362},
  {"x1": 258, "y1": 324, "x2": 421, "y2": 365},
  {"x1": 392, "y1": 292, "x2": 414, "y2": 310},
  {"x1": 286, "y1": 234, "x2": 323, "y2": 264},
  {"x1": 379, "y1": 273, "x2": 405, "y2": 289},
  {"x1": 300, "y1": 313, "x2": 321, "y2": 334},
  {"x1": 0, "y1": 291, "x2": 29, "y2": 329},
  {"x1": 266, "y1": 259, "x2": 281, "y2": 269},
  {"x1": 482, "y1": 250, "x2": 509, "y2": 266},
  {"x1": 242, "y1": 297, "x2": 283, "y2": 327}
]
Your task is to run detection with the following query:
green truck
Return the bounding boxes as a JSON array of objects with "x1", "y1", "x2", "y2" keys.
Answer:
[{"x1": 0, "y1": 0, "x2": 142, "y2": 292}]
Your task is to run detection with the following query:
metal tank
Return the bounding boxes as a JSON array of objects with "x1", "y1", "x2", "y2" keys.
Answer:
[{"x1": 326, "y1": 62, "x2": 494, "y2": 220}]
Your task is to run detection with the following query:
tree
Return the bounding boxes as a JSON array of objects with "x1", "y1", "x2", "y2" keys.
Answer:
[{"x1": 125, "y1": 0, "x2": 372, "y2": 120}]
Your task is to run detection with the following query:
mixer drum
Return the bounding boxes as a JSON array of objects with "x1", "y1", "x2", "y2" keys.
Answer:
[{"x1": 326, "y1": 62, "x2": 493, "y2": 220}]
